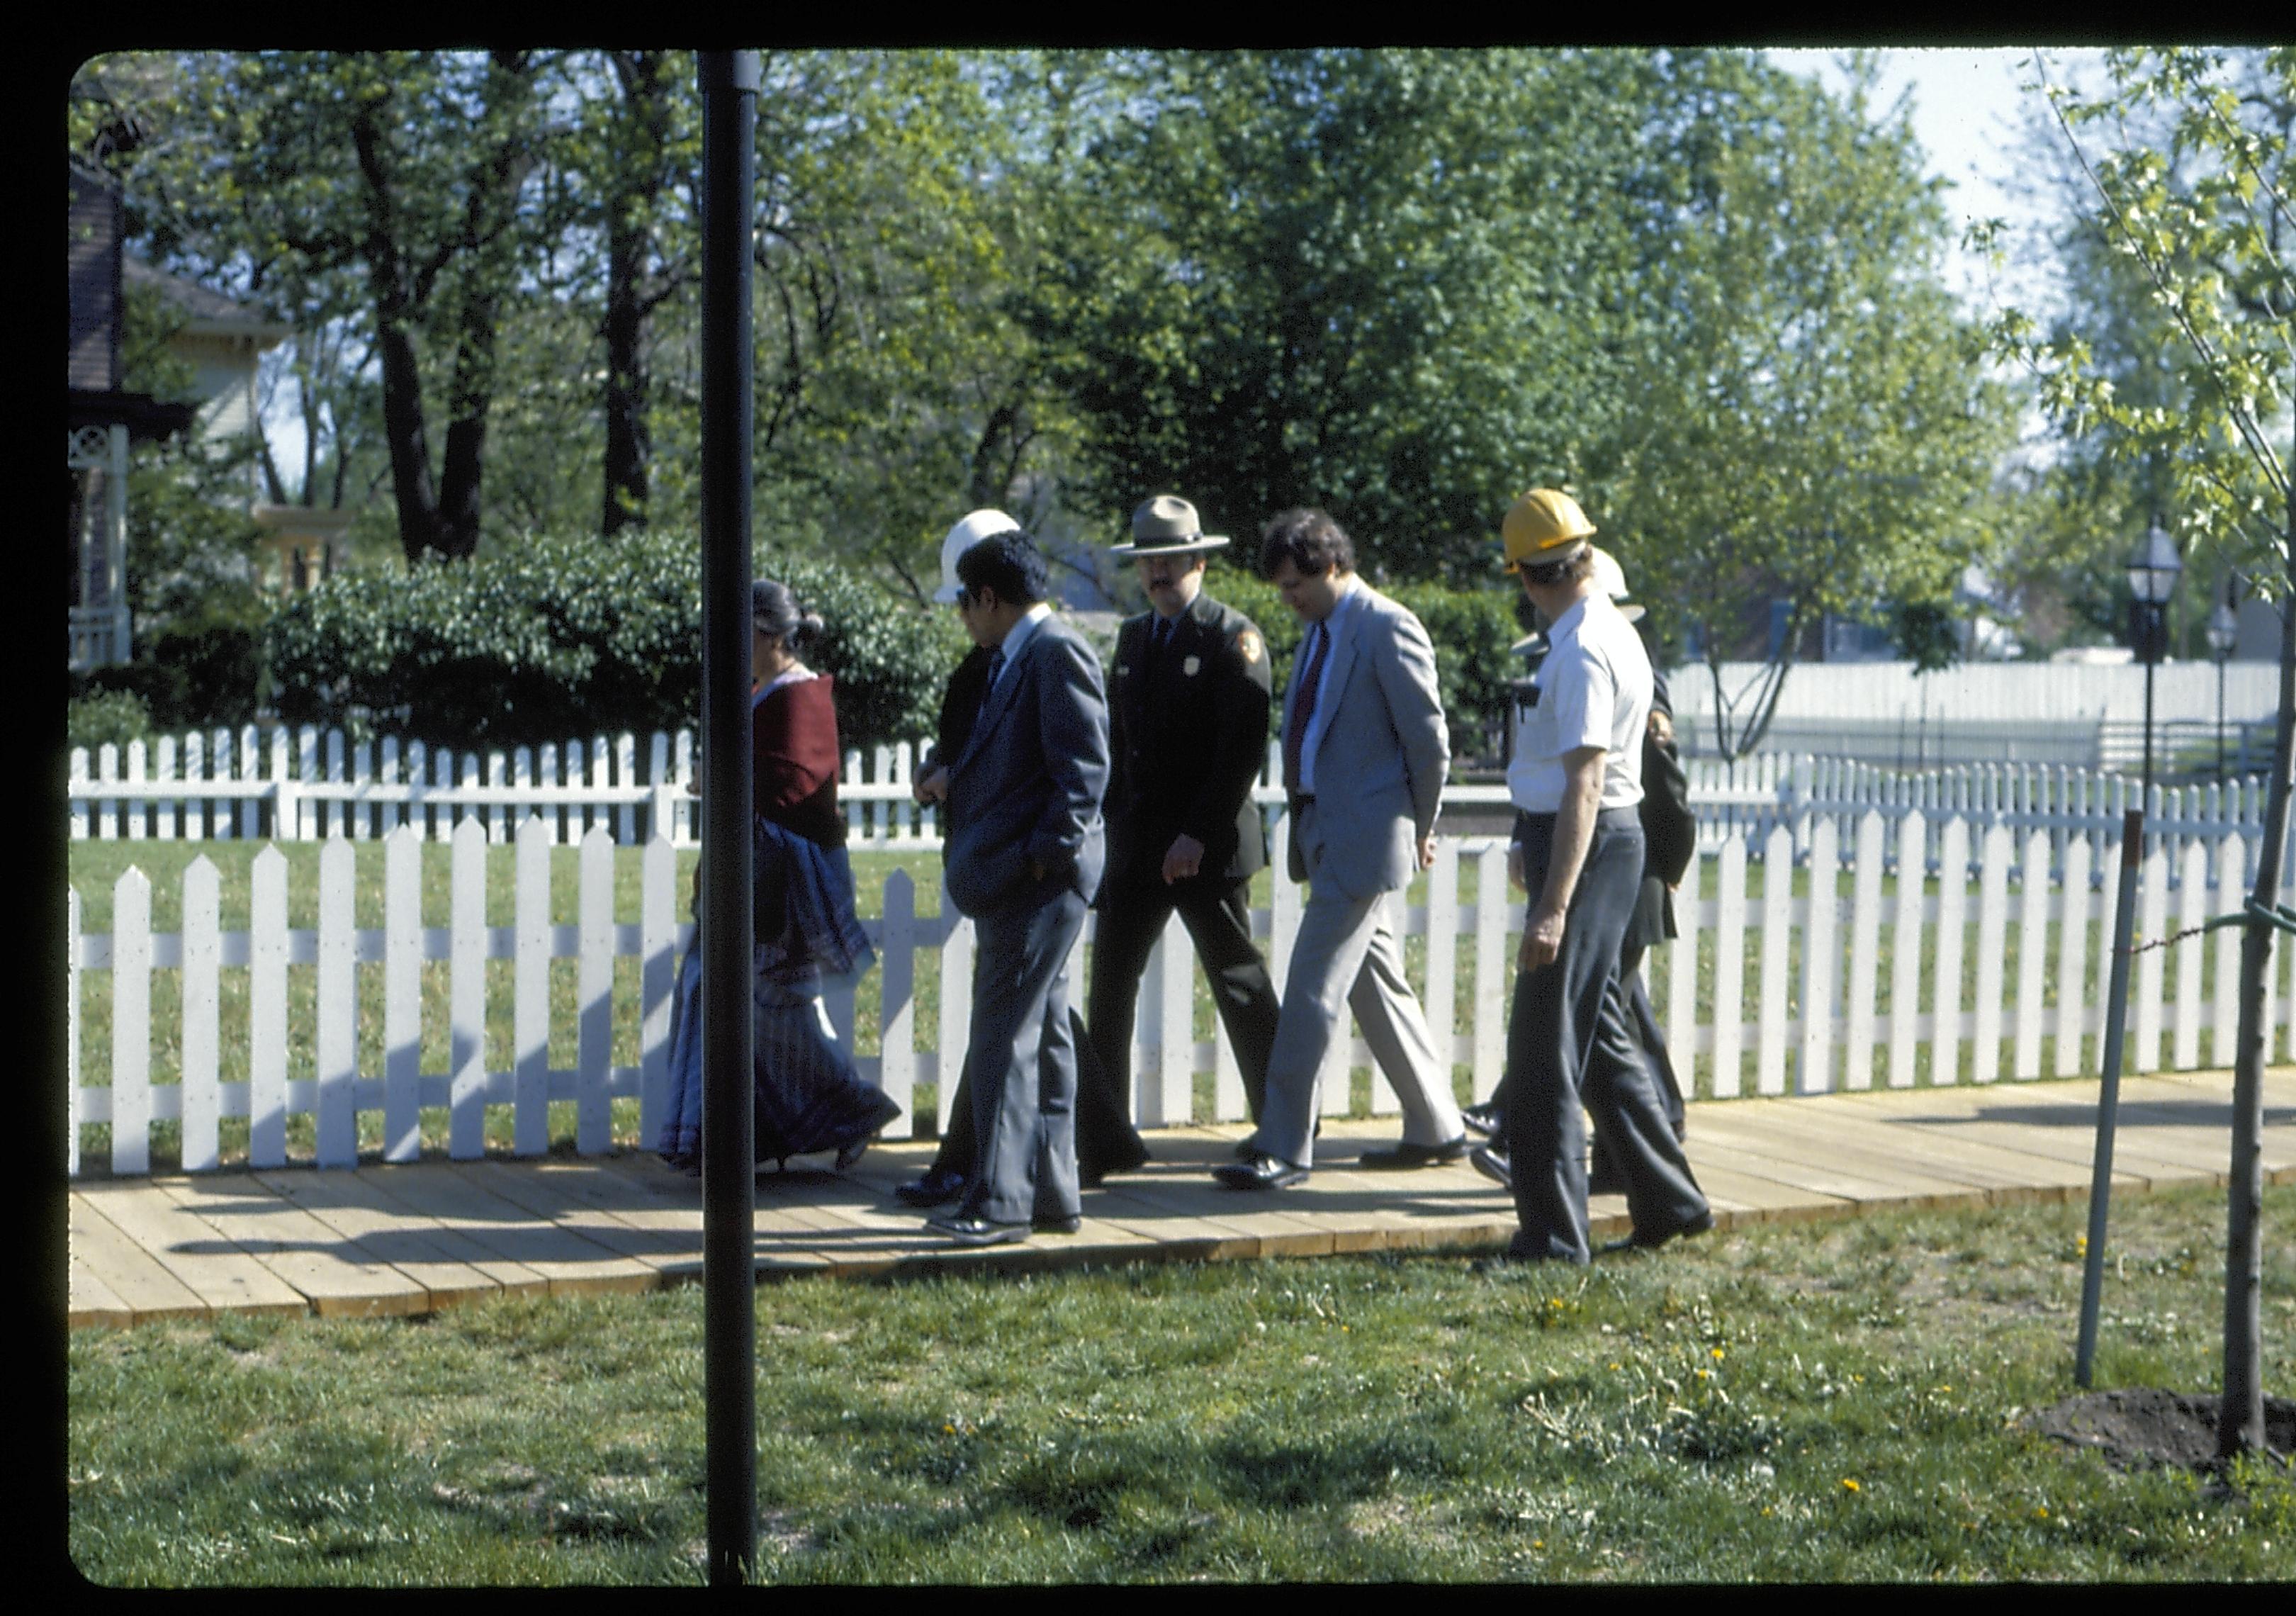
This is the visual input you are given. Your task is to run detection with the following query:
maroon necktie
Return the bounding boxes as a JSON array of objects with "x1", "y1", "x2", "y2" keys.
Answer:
[{"x1": 1283, "y1": 622, "x2": 1329, "y2": 794}]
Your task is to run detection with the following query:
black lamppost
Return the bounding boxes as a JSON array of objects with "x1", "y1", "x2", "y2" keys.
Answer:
[
  {"x1": 2207, "y1": 585, "x2": 2239, "y2": 781},
  {"x1": 2126, "y1": 519, "x2": 2183, "y2": 800}
]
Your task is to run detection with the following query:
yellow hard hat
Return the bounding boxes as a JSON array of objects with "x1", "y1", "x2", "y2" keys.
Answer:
[{"x1": 1500, "y1": 488, "x2": 1597, "y2": 571}]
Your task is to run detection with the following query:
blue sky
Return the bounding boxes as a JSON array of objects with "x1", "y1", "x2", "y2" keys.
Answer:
[{"x1": 1767, "y1": 46, "x2": 2112, "y2": 315}]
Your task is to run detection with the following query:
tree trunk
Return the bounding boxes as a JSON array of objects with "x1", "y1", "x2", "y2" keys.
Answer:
[
  {"x1": 602, "y1": 50, "x2": 671, "y2": 537},
  {"x1": 353, "y1": 106, "x2": 446, "y2": 566},
  {"x1": 353, "y1": 57, "x2": 533, "y2": 566},
  {"x1": 2219, "y1": 447, "x2": 2293, "y2": 1462}
]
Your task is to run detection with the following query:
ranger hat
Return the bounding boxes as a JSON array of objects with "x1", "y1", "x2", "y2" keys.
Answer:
[
  {"x1": 934, "y1": 509, "x2": 1021, "y2": 602},
  {"x1": 1110, "y1": 494, "x2": 1230, "y2": 558}
]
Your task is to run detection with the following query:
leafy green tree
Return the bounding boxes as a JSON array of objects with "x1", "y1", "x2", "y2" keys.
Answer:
[
  {"x1": 88, "y1": 50, "x2": 556, "y2": 563},
  {"x1": 1588, "y1": 51, "x2": 2011, "y2": 758},
  {"x1": 1020, "y1": 49, "x2": 1638, "y2": 583},
  {"x1": 1982, "y1": 45, "x2": 2292, "y2": 1463}
]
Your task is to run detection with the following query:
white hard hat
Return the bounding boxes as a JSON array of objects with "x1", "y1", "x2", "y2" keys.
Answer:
[
  {"x1": 934, "y1": 509, "x2": 1021, "y2": 602},
  {"x1": 1587, "y1": 545, "x2": 1646, "y2": 623}
]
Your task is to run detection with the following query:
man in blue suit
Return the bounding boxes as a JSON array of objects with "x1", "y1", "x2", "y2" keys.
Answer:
[
  {"x1": 930, "y1": 529, "x2": 1112, "y2": 1245},
  {"x1": 1215, "y1": 508, "x2": 1467, "y2": 1190}
]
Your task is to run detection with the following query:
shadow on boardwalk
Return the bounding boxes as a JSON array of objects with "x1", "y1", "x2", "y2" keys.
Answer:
[{"x1": 67, "y1": 1067, "x2": 2296, "y2": 1327}]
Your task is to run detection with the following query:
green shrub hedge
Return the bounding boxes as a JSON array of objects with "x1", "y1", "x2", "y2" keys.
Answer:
[{"x1": 261, "y1": 532, "x2": 967, "y2": 754}]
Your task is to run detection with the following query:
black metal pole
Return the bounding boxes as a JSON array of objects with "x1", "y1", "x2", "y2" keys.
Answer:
[
  {"x1": 2076, "y1": 807, "x2": 2146, "y2": 1388},
  {"x1": 2142, "y1": 616, "x2": 2156, "y2": 806},
  {"x1": 2217, "y1": 654, "x2": 2227, "y2": 782},
  {"x1": 699, "y1": 47, "x2": 758, "y2": 1589}
]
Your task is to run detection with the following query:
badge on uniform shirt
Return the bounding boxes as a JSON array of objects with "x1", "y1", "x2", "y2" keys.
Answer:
[
  {"x1": 1238, "y1": 629, "x2": 1263, "y2": 664},
  {"x1": 1183, "y1": 655, "x2": 1201, "y2": 676}
]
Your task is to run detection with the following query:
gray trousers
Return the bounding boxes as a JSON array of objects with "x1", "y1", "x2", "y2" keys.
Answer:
[
  {"x1": 1249, "y1": 803, "x2": 1464, "y2": 1169},
  {"x1": 955, "y1": 885, "x2": 1086, "y2": 1225},
  {"x1": 1506, "y1": 809, "x2": 1707, "y2": 1263}
]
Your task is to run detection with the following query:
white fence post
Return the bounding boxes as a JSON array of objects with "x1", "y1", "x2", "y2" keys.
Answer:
[
  {"x1": 1932, "y1": 817, "x2": 1970, "y2": 1087},
  {"x1": 638, "y1": 834, "x2": 679, "y2": 1152},
  {"x1": 513, "y1": 814, "x2": 551, "y2": 1155},
  {"x1": 1972, "y1": 824, "x2": 2012, "y2": 1084},
  {"x1": 110, "y1": 865, "x2": 150, "y2": 1175},
  {"x1": 1713, "y1": 831, "x2": 1748, "y2": 1099},
  {"x1": 315, "y1": 837, "x2": 359, "y2": 1167},
  {"x1": 878, "y1": 870, "x2": 918, "y2": 1130},
  {"x1": 449, "y1": 815, "x2": 489, "y2": 1158},
  {"x1": 1756, "y1": 824, "x2": 1793, "y2": 1096},
  {"x1": 249, "y1": 844, "x2": 288, "y2": 1167},
  {"x1": 181, "y1": 855, "x2": 220, "y2": 1171},
  {"x1": 1425, "y1": 838, "x2": 1461, "y2": 1105},
  {"x1": 2055, "y1": 832, "x2": 2095, "y2": 1078},
  {"x1": 1472, "y1": 839, "x2": 1509, "y2": 1104},
  {"x1": 1843, "y1": 811, "x2": 1884, "y2": 1091},
  {"x1": 384, "y1": 824, "x2": 423, "y2": 1163},
  {"x1": 938, "y1": 885, "x2": 975, "y2": 1138},
  {"x1": 1796, "y1": 817, "x2": 1840, "y2": 1095},
  {"x1": 578, "y1": 825, "x2": 615, "y2": 1155}
]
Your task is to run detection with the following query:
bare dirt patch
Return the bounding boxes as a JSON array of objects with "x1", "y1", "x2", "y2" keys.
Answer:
[{"x1": 2028, "y1": 1389, "x2": 2295, "y2": 1474}]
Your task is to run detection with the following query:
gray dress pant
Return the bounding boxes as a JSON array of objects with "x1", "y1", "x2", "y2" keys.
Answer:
[
  {"x1": 1506, "y1": 809, "x2": 1708, "y2": 1263},
  {"x1": 954, "y1": 884, "x2": 1086, "y2": 1225},
  {"x1": 1249, "y1": 802, "x2": 1464, "y2": 1169}
]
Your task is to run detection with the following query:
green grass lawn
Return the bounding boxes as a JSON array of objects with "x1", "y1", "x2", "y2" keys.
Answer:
[
  {"x1": 66, "y1": 1179, "x2": 2295, "y2": 1585},
  {"x1": 64, "y1": 839, "x2": 2273, "y2": 1172}
]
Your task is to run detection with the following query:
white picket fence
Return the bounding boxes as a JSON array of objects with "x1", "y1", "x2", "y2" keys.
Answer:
[
  {"x1": 64, "y1": 724, "x2": 2285, "y2": 870},
  {"x1": 66, "y1": 804, "x2": 2296, "y2": 1179}
]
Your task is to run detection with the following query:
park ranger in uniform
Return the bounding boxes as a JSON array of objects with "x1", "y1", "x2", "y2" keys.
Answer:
[{"x1": 1076, "y1": 495, "x2": 1284, "y2": 1183}]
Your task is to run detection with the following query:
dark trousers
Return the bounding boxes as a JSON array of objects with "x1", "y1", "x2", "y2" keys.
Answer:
[
  {"x1": 952, "y1": 885, "x2": 1087, "y2": 1226},
  {"x1": 1587, "y1": 936, "x2": 1688, "y2": 1186},
  {"x1": 1081, "y1": 872, "x2": 1281, "y2": 1167},
  {"x1": 1505, "y1": 811, "x2": 1707, "y2": 1264},
  {"x1": 928, "y1": 1006, "x2": 1098, "y2": 1182}
]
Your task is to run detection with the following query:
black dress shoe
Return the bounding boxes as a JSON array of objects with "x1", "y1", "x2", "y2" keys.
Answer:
[
  {"x1": 1468, "y1": 1143, "x2": 1513, "y2": 1191},
  {"x1": 1356, "y1": 1136, "x2": 1470, "y2": 1169},
  {"x1": 1034, "y1": 1213, "x2": 1083, "y2": 1235},
  {"x1": 924, "y1": 1212, "x2": 1030, "y2": 1246},
  {"x1": 1212, "y1": 1153, "x2": 1309, "y2": 1191},
  {"x1": 894, "y1": 1168, "x2": 967, "y2": 1208},
  {"x1": 1599, "y1": 1209, "x2": 1715, "y2": 1255},
  {"x1": 1231, "y1": 1125, "x2": 1315, "y2": 1160},
  {"x1": 1461, "y1": 1101, "x2": 1502, "y2": 1139}
]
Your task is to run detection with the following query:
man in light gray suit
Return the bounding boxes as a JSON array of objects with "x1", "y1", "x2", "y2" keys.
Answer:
[
  {"x1": 1215, "y1": 508, "x2": 1468, "y2": 1191},
  {"x1": 930, "y1": 529, "x2": 1111, "y2": 1245}
]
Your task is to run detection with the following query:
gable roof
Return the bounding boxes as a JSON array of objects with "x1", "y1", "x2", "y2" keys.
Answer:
[{"x1": 123, "y1": 255, "x2": 291, "y2": 344}]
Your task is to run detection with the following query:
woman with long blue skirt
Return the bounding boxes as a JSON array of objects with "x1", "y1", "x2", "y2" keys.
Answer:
[{"x1": 656, "y1": 580, "x2": 901, "y2": 1174}]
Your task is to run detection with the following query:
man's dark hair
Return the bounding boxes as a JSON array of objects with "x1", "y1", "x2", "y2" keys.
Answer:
[
  {"x1": 1259, "y1": 508, "x2": 1356, "y2": 580},
  {"x1": 955, "y1": 528, "x2": 1047, "y2": 607},
  {"x1": 1519, "y1": 543, "x2": 1595, "y2": 589}
]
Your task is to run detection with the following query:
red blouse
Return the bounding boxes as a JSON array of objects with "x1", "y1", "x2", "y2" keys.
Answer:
[{"x1": 753, "y1": 673, "x2": 845, "y2": 846}]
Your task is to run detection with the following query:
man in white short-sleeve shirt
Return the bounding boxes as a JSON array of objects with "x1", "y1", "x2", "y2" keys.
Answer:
[{"x1": 1478, "y1": 489, "x2": 1709, "y2": 1265}]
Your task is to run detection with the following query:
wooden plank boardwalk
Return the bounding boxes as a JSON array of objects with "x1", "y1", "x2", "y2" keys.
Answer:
[{"x1": 67, "y1": 1065, "x2": 2296, "y2": 1328}]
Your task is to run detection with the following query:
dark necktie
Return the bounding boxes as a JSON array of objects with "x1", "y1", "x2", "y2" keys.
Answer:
[
  {"x1": 1283, "y1": 622, "x2": 1329, "y2": 794},
  {"x1": 978, "y1": 648, "x2": 1006, "y2": 725},
  {"x1": 1147, "y1": 615, "x2": 1175, "y2": 675}
]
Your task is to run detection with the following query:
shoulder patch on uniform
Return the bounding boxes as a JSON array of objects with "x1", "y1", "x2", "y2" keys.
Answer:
[{"x1": 1238, "y1": 629, "x2": 1263, "y2": 664}]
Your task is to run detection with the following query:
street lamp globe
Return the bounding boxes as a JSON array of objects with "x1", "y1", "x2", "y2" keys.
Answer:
[
  {"x1": 2207, "y1": 600, "x2": 2239, "y2": 661},
  {"x1": 2126, "y1": 520, "x2": 2184, "y2": 607}
]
